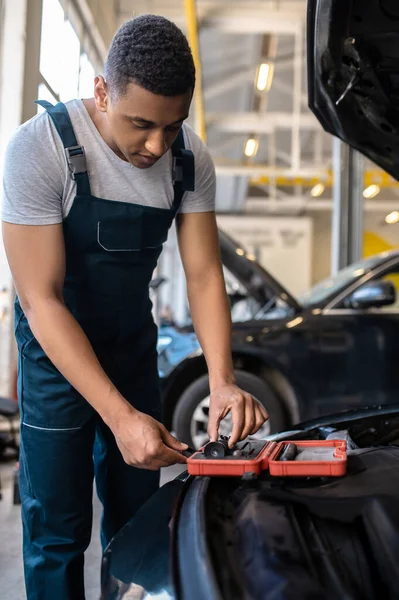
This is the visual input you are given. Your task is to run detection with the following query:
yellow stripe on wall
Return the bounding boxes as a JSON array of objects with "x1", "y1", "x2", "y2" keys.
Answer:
[{"x1": 363, "y1": 231, "x2": 395, "y2": 258}]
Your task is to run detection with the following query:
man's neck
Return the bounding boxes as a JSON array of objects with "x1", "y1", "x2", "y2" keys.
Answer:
[{"x1": 82, "y1": 98, "x2": 128, "y2": 162}]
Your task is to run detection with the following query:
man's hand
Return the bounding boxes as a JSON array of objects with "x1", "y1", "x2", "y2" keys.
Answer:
[
  {"x1": 110, "y1": 406, "x2": 188, "y2": 470},
  {"x1": 208, "y1": 384, "x2": 269, "y2": 447}
]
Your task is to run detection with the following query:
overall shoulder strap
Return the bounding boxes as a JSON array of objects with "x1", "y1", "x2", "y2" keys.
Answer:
[
  {"x1": 171, "y1": 127, "x2": 195, "y2": 212},
  {"x1": 35, "y1": 100, "x2": 91, "y2": 196}
]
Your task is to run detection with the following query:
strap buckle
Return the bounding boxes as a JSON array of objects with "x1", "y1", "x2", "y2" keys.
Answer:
[
  {"x1": 65, "y1": 145, "x2": 87, "y2": 179},
  {"x1": 172, "y1": 152, "x2": 195, "y2": 192},
  {"x1": 172, "y1": 156, "x2": 184, "y2": 185}
]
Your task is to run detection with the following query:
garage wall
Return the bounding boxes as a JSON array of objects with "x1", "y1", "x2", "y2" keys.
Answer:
[
  {"x1": 79, "y1": 0, "x2": 117, "y2": 49},
  {"x1": 310, "y1": 211, "x2": 399, "y2": 285},
  {"x1": 310, "y1": 212, "x2": 331, "y2": 284},
  {"x1": 216, "y1": 215, "x2": 313, "y2": 296}
]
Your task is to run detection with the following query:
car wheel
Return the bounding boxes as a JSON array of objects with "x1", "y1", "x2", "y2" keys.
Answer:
[{"x1": 172, "y1": 370, "x2": 287, "y2": 449}]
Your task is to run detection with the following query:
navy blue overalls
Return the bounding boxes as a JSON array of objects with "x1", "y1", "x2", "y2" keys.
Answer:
[{"x1": 14, "y1": 101, "x2": 194, "y2": 600}]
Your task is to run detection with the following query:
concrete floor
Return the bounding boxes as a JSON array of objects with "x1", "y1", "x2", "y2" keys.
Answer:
[{"x1": 0, "y1": 460, "x2": 185, "y2": 599}]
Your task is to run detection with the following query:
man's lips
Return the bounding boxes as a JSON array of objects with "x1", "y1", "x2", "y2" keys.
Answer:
[{"x1": 137, "y1": 154, "x2": 158, "y2": 166}]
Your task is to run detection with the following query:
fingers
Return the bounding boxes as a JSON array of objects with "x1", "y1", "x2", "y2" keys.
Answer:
[
  {"x1": 250, "y1": 402, "x2": 269, "y2": 435},
  {"x1": 229, "y1": 401, "x2": 245, "y2": 447},
  {"x1": 240, "y1": 395, "x2": 257, "y2": 440},
  {"x1": 160, "y1": 425, "x2": 188, "y2": 451},
  {"x1": 158, "y1": 445, "x2": 188, "y2": 466},
  {"x1": 208, "y1": 403, "x2": 223, "y2": 443},
  {"x1": 139, "y1": 445, "x2": 188, "y2": 470}
]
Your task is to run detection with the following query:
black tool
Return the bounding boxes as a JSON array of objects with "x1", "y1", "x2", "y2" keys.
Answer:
[
  {"x1": 204, "y1": 436, "x2": 230, "y2": 459},
  {"x1": 280, "y1": 443, "x2": 297, "y2": 461},
  {"x1": 181, "y1": 446, "x2": 197, "y2": 458}
]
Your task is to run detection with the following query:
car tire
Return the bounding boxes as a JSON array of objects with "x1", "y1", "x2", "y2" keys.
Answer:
[{"x1": 172, "y1": 370, "x2": 287, "y2": 447}]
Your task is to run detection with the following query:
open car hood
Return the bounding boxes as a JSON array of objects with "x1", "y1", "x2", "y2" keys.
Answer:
[
  {"x1": 308, "y1": 0, "x2": 399, "y2": 180},
  {"x1": 218, "y1": 229, "x2": 302, "y2": 312}
]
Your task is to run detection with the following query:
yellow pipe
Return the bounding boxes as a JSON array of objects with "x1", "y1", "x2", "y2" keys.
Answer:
[
  {"x1": 251, "y1": 169, "x2": 399, "y2": 188},
  {"x1": 184, "y1": 0, "x2": 207, "y2": 143}
]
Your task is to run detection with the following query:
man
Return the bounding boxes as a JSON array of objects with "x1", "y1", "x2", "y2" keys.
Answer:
[{"x1": 2, "y1": 14, "x2": 268, "y2": 600}]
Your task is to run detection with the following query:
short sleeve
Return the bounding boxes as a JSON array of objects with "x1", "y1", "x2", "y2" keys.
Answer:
[
  {"x1": 179, "y1": 127, "x2": 216, "y2": 214},
  {"x1": 1, "y1": 113, "x2": 65, "y2": 225}
]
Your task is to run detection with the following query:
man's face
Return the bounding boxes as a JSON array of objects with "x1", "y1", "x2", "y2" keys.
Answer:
[{"x1": 97, "y1": 80, "x2": 192, "y2": 169}]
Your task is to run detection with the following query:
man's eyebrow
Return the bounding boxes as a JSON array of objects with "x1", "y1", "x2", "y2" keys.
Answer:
[
  {"x1": 129, "y1": 116, "x2": 154, "y2": 125},
  {"x1": 127, "y1": 115, "x2": 188, "y2": 125}
]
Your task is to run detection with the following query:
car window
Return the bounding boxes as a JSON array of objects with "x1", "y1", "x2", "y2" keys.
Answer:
[{"x1": 299, "y1": 254, "x2": 390, "y2": 307}]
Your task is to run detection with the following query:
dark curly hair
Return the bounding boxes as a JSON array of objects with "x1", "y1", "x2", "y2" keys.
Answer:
[{"x1": 104, "y1": 14, "x2": 196, "y2": 98}]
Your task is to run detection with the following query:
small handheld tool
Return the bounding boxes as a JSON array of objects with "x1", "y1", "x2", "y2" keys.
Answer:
[
  {"x1": 204, "y1": 435, "x2": 230, "y2": 459},
  {"x1": 279, "y1": 443, "x2": 297, "y2": 461}
]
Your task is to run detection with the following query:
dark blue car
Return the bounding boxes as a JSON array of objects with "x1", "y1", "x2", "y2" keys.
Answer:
[{"x1": 158, "y1": 230, "x2": 399, "y2": 448}]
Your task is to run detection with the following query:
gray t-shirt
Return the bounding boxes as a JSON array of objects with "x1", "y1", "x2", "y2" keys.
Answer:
[{"x1": 2, "y1": 99, "x2": 216, "y2": 225}]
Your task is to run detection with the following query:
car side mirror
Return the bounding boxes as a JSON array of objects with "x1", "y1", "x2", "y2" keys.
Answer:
[{"x1": 345, "y1": 279, "x2": 396, "y2": 309}]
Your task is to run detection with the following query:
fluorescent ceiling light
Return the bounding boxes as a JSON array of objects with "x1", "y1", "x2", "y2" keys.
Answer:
[
  {"x1": 363, "y1": 184, "x2": 380, "y2": 199},
  {"x1": 256, "y1": 63, "x2": 273, "y2": 92},
  {"x1": 310, "y1": 183, "x2": 325, "y2": 197},
  {"x1": 385, "y1": 211, "x2": 399, "y2": 224},
  {"x1": 244, "y1": 138, "x2": 259, "y2": 157}
]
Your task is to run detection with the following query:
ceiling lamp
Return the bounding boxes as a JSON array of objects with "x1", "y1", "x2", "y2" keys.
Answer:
[
  {"x1": 385, "y1": 211, "x2": 399, "y2": 224},
  {"x1": 363, "y1": 184, "x2": 380, "y2": 199},
  {"x1": 256, "y1": 63, "x2": 273, "y2": 92},
  {"x1": 244, "y1": 138, "x2": 259, "y2": 158},
  {"x1": 310, "y1": 183, "x2": 325, "y2": 197}
]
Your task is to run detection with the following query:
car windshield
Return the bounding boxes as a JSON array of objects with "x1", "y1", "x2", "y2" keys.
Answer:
[{"x1": 299, "y1": 254, "x2": 387, "y2": 307}]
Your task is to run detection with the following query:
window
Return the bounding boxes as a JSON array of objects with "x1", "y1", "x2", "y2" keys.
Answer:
[
  {"x1": 38, "y1": 0, "x2": 97, "y2": 112},
  {"x1": 299, "y1": 254, "x2": 389, "y2": 308},
  {"x1": 79, "y1": 53, "x2": 95, "y2": 98}
]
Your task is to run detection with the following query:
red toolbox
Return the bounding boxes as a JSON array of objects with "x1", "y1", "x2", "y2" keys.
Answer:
[{"x1": 187, "y1": 438, "x2": 347, "y2": 478}]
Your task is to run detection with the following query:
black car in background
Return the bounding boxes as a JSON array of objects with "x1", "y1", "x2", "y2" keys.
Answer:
[{"x1": 159, "y1": 230, "x2": 399, "y2": 448}]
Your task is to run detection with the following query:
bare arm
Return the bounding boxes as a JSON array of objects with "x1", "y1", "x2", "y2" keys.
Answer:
[
  {"x1": 177, "y1": 212, "x2": 268, "y2": 445},
  {"x1": 177, "y1": 212, "x2": 234, "y2": 388},
  {"x1": 3, "y1": 222, "x2": 187, "y2": 467},
  {"x1": 4, "y1": 222, "x2": 127, "y2": 421}
]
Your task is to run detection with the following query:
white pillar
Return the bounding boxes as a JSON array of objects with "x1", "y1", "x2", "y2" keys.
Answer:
[{"x1": 0, "y1": 0, "x2": 31, "y2": 396}]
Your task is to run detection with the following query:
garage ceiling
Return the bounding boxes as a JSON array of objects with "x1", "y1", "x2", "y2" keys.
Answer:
[{"x1": 115, "y1": 1, "x2": 399, "y2": 213}]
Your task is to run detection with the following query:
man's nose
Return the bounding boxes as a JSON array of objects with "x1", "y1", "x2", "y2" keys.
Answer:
[{"x1": 144, "y1": 129, "x2": 167, "y2": 157}]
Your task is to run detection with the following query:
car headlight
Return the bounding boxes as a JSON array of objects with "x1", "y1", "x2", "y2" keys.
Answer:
[{"x1": 157, "y1": 335, "x2": 173, "y2": 354}]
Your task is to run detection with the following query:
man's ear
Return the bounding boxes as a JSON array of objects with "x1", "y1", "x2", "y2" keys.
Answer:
[{"x1": 94, "y1": 75, "x2": 108, "y2": 113}]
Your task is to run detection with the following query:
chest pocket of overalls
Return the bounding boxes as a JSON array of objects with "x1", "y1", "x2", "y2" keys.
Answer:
[
  {"x1": 97, "y1": 211, "x2": 171, "y2": 253},
  {"x1": 97, "y1": 213, "x2": 143, "y2": 252}
]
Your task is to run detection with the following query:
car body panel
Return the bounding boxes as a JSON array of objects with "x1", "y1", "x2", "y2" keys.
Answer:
[
  {"x1": 101, "y1": 477, "x2": 187, "y2": 600},
  {"x1": 307, "y1": 0, "x2": 399, "y2": 180},
  {"x1": 157, "y1": 325, "x2": 201, "y2": 380},
  {"x1": 229, "y1": 313, "x2": 325, "y2": 421},
  {"x1": 318, "y1": 310, "x2": 399, "y2": 411}
]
